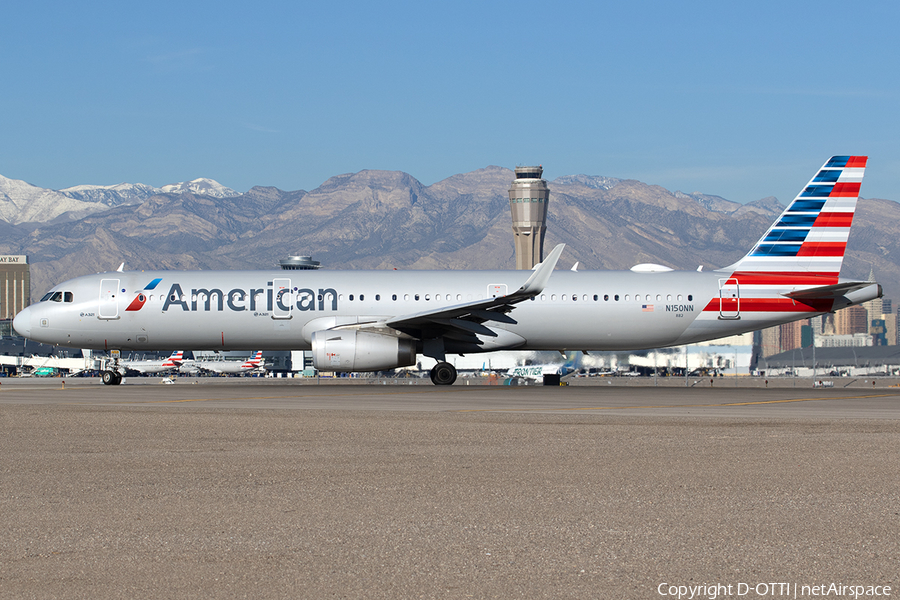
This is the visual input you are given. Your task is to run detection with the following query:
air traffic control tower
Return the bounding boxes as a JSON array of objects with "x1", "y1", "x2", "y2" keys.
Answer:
[{"x1": 508, "y1": 166, "x2": 550, "y2": 269}]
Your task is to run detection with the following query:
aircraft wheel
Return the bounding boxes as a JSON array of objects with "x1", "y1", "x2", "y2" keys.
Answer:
[
  {"x1": 101, "y1": 370, "x2": 117, "y2": 385},
  {"x1": 430, "y1": 362, "x2": 457, "y2": 386},
  {"x1": 113, "y1": 372, "x2": 123, "y2": 385}
]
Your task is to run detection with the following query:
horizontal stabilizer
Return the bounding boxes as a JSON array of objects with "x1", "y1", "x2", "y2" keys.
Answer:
[{"x1": 782, "y1": 281, "x2": 875, "y2": 301}]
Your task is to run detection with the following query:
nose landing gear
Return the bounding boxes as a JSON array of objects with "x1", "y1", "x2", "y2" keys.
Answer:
[
  {"x1": 101, "y1": 354, "x2": 123, "y2": 385},
  {"x1": 101, "y1": 370, "x2": 122, "y2": 385}
]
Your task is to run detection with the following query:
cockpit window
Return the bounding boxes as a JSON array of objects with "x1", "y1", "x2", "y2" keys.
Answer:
[{"x1": 40, "y1": 291, "x2": 74, "y2": 303}]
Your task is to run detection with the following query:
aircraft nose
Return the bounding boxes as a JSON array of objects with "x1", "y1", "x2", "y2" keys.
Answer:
[{"x1": 13, "y1": 307, "x2": 31, "y2": 337}]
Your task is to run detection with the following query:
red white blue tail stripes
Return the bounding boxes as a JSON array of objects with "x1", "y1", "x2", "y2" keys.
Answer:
[
  {"x1": 241, "y1": 351, "x2": 263, "y2": 369},
  {"x1": 161, "y1": 350, "x2": 184, "y2": 368},
  {"x1": 726, "y1": 155, "x2": 866, "y2": 276},
  {"x1": 702, "y1": 156, "x2": 867, "y2": 322}
]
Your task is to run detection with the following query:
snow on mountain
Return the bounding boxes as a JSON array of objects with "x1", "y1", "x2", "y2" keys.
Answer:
[
  {"x1": 0, "y1": 174, "x2": 107, "y2": 225},
  {"x1": 60, "y1": 178, "x2": 239, "y2": 204},
  {"x1": 59, "y1": 182, "x2": 161, "y2": 205},
  {"x1": 160, "y1": 178, "x2": 239, "y2": 199},
  {"x1": 674, "y1": 191, "x2": 742, "y2": 214},
  {"x1": 0, "y1": 174, "x2": 241, "y2": 225},
  {"x1": 553, "y1": 174, "x2": 621, "y2": 190}
]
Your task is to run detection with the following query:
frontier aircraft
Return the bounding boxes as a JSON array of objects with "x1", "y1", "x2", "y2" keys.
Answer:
[
  {"x1": 506, "y1": 352, "x2": 580, "y2": 381},
  {"x1": 13, "y1": 156, "x2": 881, "y2": 385}
]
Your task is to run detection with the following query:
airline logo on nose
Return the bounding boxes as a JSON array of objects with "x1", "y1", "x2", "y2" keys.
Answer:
[{"x1": 125, "y1": 278, "x2": 163, "y2": 312}]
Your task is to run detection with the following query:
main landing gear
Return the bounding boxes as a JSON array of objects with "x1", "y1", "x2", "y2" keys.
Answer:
[
  {"x1": 429, "y1": 362, "x2": 457, "y2": 386},
  {"x1": 101, "y1": 370, "x2": 122, "y2": 385}
]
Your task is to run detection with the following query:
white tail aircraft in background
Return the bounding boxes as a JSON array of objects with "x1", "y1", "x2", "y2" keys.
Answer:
[
  {"x1": 13, "y1": 156, "x2": 881, "y2": 385},
  {"x1": 196, "y1": 351, "x2": 265, "y2": 375}
]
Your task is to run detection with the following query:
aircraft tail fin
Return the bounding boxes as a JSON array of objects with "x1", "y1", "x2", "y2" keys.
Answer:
[
  {"x1": 722, "y1": 156, "x2": 866, "y2": 277},
  {"x1": 163, "y1": 350, "x2": 184, "y2": 367},
  {"x1": 243, "y1": 351, "x2": 263, "y2": 368}
]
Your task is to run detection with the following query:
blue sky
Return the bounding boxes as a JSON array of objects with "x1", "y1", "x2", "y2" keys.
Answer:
[{"x1": 3, "y1": 0, "x2": 899, "y2": 204}]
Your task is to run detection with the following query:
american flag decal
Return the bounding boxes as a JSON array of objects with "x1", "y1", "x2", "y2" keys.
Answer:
[{"x1": 642, "y1": 304, "x2": 654, "y2": 312}]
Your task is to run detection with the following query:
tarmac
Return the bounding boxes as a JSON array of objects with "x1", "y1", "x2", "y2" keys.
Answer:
[{"x1": 1, "y1": 377, "x2": 898, "y2": 598}]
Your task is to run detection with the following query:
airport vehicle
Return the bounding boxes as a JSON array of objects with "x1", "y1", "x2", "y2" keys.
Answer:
[
  {"x1": 13, "y1": 156, "x2": 881, "y2": 386},
  {"x1": 32, "y1": 366, "x2": 59, "y2": 377},
  {"x1": 196, "y1": 351, "x2": 265, "y2": 375},
  {"x1": 121, "y1": 350, "x2": 184, "y2": 376}
]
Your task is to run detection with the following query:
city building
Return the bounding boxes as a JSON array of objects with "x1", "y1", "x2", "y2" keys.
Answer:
[
  {"x1": 833, "y1": 305, "x2": 868, "y2": 335},
  {"x1": 0, "y1": 255, "x2": 30, "y2": 321},
  {"x1": 815, "y1": 333, "x2": 874, "y2": 348}
]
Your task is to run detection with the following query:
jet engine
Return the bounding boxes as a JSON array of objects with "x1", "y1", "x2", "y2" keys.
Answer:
[{"x1": 311, "y1": 330, "x2": 417, "y2": 372}]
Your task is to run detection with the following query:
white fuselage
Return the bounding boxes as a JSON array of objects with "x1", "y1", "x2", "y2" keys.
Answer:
[{"x1": 13, "y1": 268, "x2": 838, "y2": 354}]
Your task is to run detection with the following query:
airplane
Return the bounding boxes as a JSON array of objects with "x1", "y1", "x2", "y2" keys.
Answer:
[
  {"x1": 506, "y1": 352, "x2": 579, "y2": 381},
  {"x1": 120, "y1": 350, "x2": 184, "y2": 378},
  {"x1": 196, "y1": 351, "x2": 265, "y2": 375},
  {"x1": 12, "y1": 156, "x2": 882, "y2": 386}
]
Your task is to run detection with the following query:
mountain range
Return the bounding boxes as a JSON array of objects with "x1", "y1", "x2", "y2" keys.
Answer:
[{"x1": 1, "y1": 167, "x2": 898, "y2": 304}]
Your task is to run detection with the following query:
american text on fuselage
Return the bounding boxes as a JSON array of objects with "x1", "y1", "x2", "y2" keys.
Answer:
[{"x1": 161, "y1": 283, "x2": 338, "y2": 313}]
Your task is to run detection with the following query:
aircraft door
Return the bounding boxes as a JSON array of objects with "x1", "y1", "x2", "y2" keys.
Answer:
[
  {"x1": 718, "y1": 277, "x2": 740, "y2": 320},
  {"x1": 273, "y1": 278, "x2": 292, "y2": 319},
  {"x1": 99, "y1": 279, "x2": 120, "y2": 320}
]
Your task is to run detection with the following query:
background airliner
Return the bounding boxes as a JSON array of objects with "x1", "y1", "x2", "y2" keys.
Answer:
[
  {"x1": 121, "y1": 350, "x2": 184, "y2": 377},
  {"x1": 196, "y1": 351, "x2": 265, "y2": 375},
  {"x1": 13, "y1": 156, "x2": 881, "y2": 385}
]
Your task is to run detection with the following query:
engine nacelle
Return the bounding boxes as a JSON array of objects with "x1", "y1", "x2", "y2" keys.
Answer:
[{"x1": 311, "y1": 330, "x2": 417, "y2": 372}]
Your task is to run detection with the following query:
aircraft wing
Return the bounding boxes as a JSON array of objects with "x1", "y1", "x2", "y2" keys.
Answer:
[{"x1": 384, "y1": 244, "x2": 565, "y2": 340}]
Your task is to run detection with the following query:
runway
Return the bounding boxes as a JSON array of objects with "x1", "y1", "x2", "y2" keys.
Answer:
[
  {"x1": 2, "y1": 376, "x2": 900, "y2": 418},
  {"x1": 1, "y1": 380, "x2": 898, "y2": 598}
]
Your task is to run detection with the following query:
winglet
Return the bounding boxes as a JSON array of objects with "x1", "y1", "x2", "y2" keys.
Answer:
[{"x1": 515, "y1": 244, "x2": 565, "y2": 297}]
